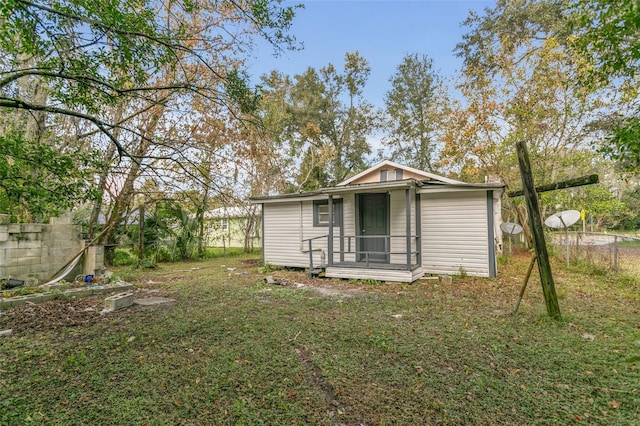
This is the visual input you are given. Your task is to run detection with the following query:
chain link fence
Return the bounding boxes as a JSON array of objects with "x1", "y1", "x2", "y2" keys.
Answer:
[{"x1": 551, "y1": 231, "x2": 640, "y2": 275}]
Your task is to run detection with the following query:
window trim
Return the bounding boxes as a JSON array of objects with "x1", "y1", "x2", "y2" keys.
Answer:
[{"x1": 313, "y1": 199, "x2": 342, "y2": 227}]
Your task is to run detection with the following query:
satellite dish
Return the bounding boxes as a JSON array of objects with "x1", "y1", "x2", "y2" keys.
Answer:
[
  {"x1": 500, "y1": 222, "x2": 523, "y2": 235},
  {"x1": 501, "y1": 222, "x2": 523, "y2": 257},
  {"x1": 544, "y1": 210, "x2": 580, "y2": 229}
]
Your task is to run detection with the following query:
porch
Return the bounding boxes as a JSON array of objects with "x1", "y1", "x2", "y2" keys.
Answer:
[
  {"x1": 304, "y1": 234, "x2": 423, "y2": 282},
  {"x1": 302, "y1": 186, "x2": 423, "y2": 283},
  {"x1": 325, "y1": 262, "x2": 424, "y2": 282}
]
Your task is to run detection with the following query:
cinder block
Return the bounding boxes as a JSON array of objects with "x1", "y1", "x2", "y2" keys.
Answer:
[
  {"x1": 110, "y1": 282, "x2": 134, "y2": 291},
  {"x1": 83, "y1": 246, "x2": 104, "y2": 275},
  {"x1": 49, "y1": 214, "x2": 73, "y2": 225},
  {"x1": 7, "y1": 296, "x2": 30, "y2": 308},
  {"x1": 48, "y1": 248, "x2": 61, "y2": 257},
  {"x1": 439, "y1": 275, "x2": 453, "y2": 285},
  {"x1": 41, "y1": 282, "x2": 67, "y2": 290},
  {"x1": 0, "y1": 232, "x2": 8, "y2": 242},
  {"x1": 17, "y1": 240, "x2": 40, "y2": 249},
  {"x1": 94, "y1": 246, "x2": 105, "y2": 270},
  {"x1": 6, "y1": 224, "x2": 21, "y2": 233},
  {"x1": 51, "y1": 240, "x2": 66, "y2": 249},
  {"x1": 3, "y1": 240, "x2": 20, "y2": 250},
  {"x1": 5, "y1": 248, "x2": 25, "y2": 259},
  {"x1": 17, "y1": 257, "x2": 40, "y2": 267},
  {"x1": 64, "y1": 288, "x2": 93, "y2": 298},
  {"x1": 1, "y1": 266, "x2": 21, "y2": 278},
  {"x1": 20, "y1": 224, "x2": 43, "y2": 233},
  {"x1": 24, "y1": 248, "x2": 43, "y2": 257},
  {"x1": 92, "y1": 283, "x2": 133, "y2": 294},
  {"x1": 28, "y1": 264, "x2": 50, "y2": 275},
  {"x1": 27, "y1": 293, "x2": 56, "y2": 303},
  {"x1": 104, "y1": 292, "x2": 134, "y2": 311}
]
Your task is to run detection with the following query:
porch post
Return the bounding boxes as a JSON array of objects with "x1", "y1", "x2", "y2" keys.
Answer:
[
  {"x1": 339, "y1": 201, "x2": 345, "y2": 263},
  {"x1": 328, "y1": 195, "x2": 334, "y2": 266},
  {"x1": 415, "y1": 192, "x2": 421, "y2": 266},
  {"x1": 405, "y1": 188, "x2": 411, "y2": 269}
]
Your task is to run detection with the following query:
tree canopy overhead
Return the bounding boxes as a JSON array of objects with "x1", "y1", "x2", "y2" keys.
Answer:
[
  {"x1": 567, "y1": 0, "x2": 640, "y2": 174},
  {"x1": 0, "y1": 0, "x2": 300, "y2": 156}
]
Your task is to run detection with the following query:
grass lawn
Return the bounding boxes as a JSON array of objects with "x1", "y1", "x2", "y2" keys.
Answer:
[{"x1": 1, "y1": 252, "x2": 638, "y2": 425}]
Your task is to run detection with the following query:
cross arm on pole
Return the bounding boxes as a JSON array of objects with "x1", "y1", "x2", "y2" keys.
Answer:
[{"x1": 507, "y1": 174, "x2": 599, "y2": 198}]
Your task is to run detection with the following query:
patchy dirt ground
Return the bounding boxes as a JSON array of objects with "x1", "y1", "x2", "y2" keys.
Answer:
[
  {"x1": 267, "y1": 273, "x2": 368, "y2": 298},
  {"x1": 0, "y1": 286, "x2": 174, "y2": 335},
  {"x1": 0, "y1": 263, "x2": 374, "y2": 336}
]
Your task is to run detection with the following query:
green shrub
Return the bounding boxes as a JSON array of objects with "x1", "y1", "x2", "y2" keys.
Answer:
[{"x1": 112, "y1": 248, "x2": 136, "y2": 266}]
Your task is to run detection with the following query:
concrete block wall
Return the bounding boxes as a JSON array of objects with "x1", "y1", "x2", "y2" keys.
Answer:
[{"x1": 0, "y1": 214, "x2": 89, "y2": 284}]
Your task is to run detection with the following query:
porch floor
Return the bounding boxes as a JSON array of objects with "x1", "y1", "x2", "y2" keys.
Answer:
[
  {"x1": 329, "y1": 261, "x2": 419, "y2": 271},
  {"x1": 325, "y1": 263, "x2": 424, "y2": 283}
]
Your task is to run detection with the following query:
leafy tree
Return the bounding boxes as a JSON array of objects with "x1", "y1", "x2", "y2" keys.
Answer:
[
  {"x1": 383, "y1": 53, "x2": 448, "y2": 171},
  {"x1": 448, "y1": 0, "x2": 593, "y2": 182},
  {"x1": 448, "y1": 0, "x2": 607, "y2": 240},
  {"x1": 0, "y1": 133, "x2": 100, "y2": 221},
  {"x1": 0, "y1": 0, "x2": 299, "y2": 229},
  {"x1": 161, "y1": 202, "x2": 201, "y2": 261},
  {"x1": 569, "y1": 0, "x2": 639, "y2": 89},
  {"x1": 260, "y1": 51, "x2": 378, "y2": 190},
  {"x1": 618, "y1": 187, "x2": 640, "y2": 230},
  {"x1": 541, "y1": 183, "x2": 631, "y2": 230},
  {"x1": 0, "y1": 0, "x2": 299, "y2": 155},
  {"x1": 567, "y1": 0, "x2": 640, "y2": 174}
]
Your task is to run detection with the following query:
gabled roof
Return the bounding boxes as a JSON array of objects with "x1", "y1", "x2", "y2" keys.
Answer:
[
  {"x1": 337, "y1": 160, "x2": 465, "y2": 186},
  {"x1": 250, "y1": 161, "x2": 504, "y2": 204}
]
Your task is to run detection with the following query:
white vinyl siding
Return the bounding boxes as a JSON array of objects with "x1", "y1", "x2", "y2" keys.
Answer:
[
  {"x1": 421, "y1": 191, "x2": 490, "y2": 276},
  {"x1": 262, "y1": 202, "x2": 306, "y2": 267},
  {"x1": 262, "y1": 199, "x2": 342, "y2": 268},
  {"x1": 341, "y1": 194, "x2": 356, "y2": 262}
]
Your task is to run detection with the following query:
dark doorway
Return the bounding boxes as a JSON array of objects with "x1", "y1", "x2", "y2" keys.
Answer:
[{"x1": 357, "y1": 193, "x2": 390, "y2": 263}]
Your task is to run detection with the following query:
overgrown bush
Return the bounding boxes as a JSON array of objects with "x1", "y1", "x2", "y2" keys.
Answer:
[{"x1": 112, "y1": 248, "x2": 136, "y2": 266}]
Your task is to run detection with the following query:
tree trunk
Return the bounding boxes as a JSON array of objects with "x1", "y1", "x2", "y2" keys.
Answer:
[
  {"x1": 98, "y1": 103, "x2": 165, "y2": 245},
  {"x1": 88, "y1": 104, "x2": 124, "y2": 236}
]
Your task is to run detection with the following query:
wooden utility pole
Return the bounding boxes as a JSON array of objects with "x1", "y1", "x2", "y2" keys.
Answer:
[{"x1": 515, "y1": 141, "x2": 561, "y2": 319}]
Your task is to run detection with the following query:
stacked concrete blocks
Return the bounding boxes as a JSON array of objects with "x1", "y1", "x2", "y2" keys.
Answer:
[{"x1": 0, "y1": 214, "x2": 85, "y2": 283}]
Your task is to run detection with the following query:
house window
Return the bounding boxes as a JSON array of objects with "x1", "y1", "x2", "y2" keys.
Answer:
[
  {"x1": 313, "y1": 199, "x2": 342, "y2": 227},
  {"x1": 380, "y1": 168, "x2": 403, "y2": 182},
  {"x1": 221, "y1": 218, "x2": 228, "y2": 231}
]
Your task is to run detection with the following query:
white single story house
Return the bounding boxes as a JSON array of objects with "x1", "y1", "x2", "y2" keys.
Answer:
[{"x1": 251, "y1": 161, "x2": 504, "y2": 282}]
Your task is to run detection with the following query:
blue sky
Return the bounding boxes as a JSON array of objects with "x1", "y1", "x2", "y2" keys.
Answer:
[{"x1": 247, "y1": 0, "x2": 495, "y2": 108}]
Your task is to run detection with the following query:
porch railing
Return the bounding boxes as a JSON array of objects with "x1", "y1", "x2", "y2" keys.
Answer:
[
  {"x1": 338, "y1": 235, "x2": 421, "y2": 269},
  {"x1": 303, "y1": 235, "x2": 328, "y2": 273},
  {"x1": 302, "y1": 234, "x2": 421, "y2": 272}
]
